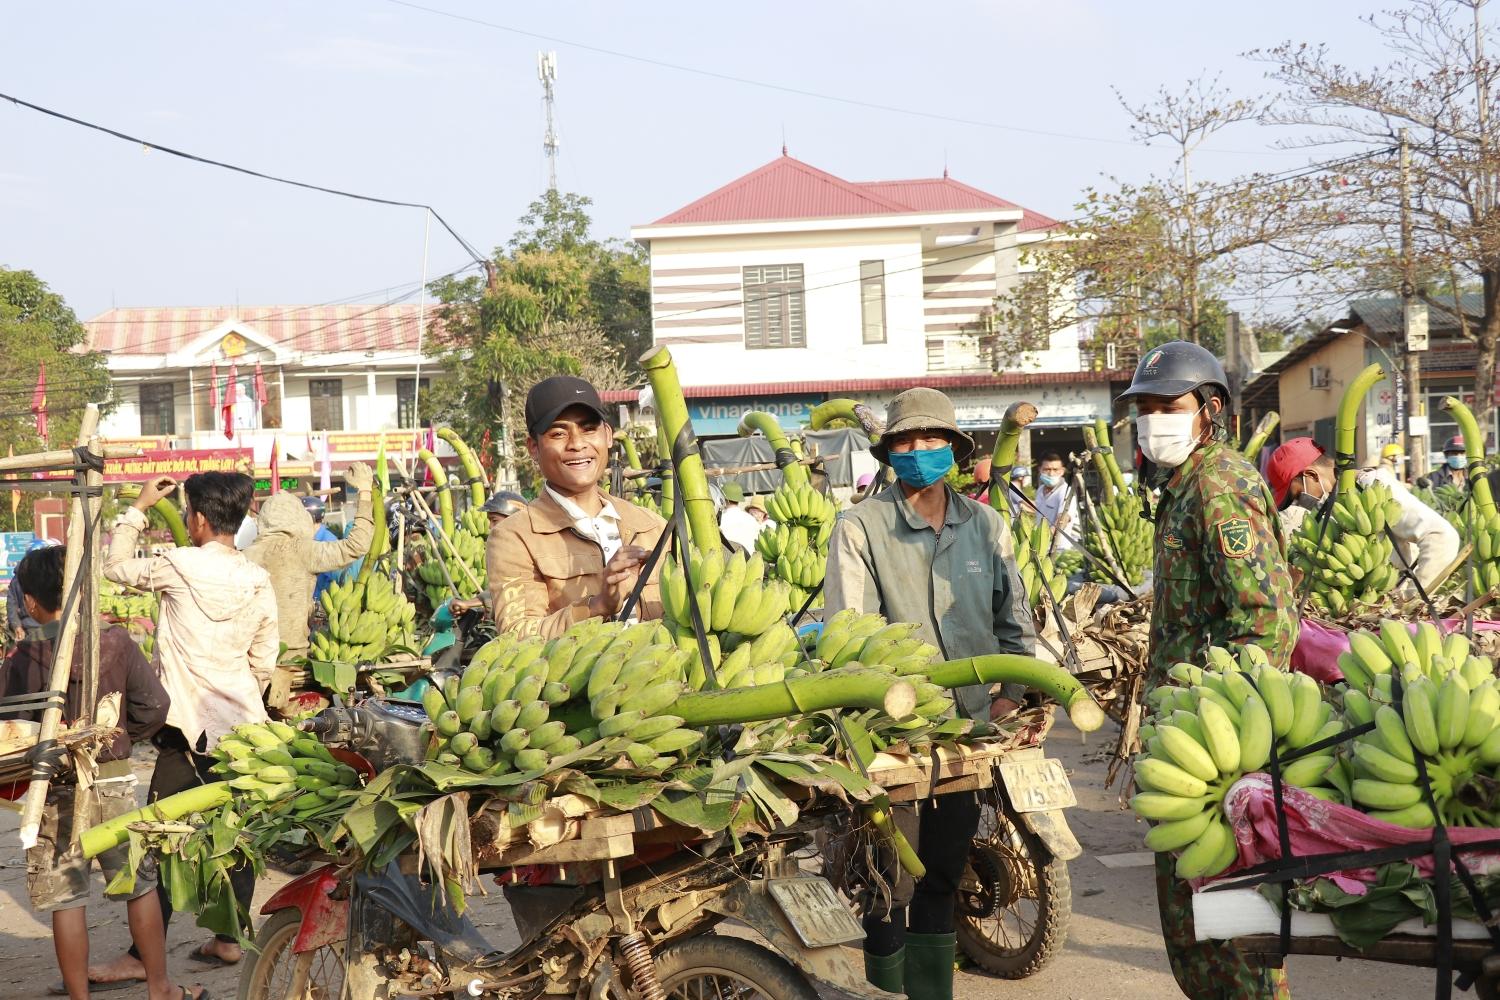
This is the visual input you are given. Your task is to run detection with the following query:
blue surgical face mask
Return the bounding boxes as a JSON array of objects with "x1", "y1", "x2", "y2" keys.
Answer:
[
  {"x1": 1448, "y1": 454, "x2": 1469, "y2": 470},
  {"x1": 888, "y1": 445, "x2": 954, "y2": 489},
  {"x1": 1040, "y1": 473, "x2": 1062, "y2": 488}
]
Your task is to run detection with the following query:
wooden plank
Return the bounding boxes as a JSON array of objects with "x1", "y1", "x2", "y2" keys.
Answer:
[{"x1": 487, "y1": 831, "x2": 636, "y2": 868}]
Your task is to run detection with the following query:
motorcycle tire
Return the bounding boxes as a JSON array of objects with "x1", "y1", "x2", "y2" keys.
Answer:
[
  {"x1": 652, "y1": 935, "x2": 818, "y2": 1000},
  {"x1": 955, "y1": 797, "x2": 1071, "y2": 980},
  {"x1": 237, "y1": 908, "x2": 344, "y2": 1000}
]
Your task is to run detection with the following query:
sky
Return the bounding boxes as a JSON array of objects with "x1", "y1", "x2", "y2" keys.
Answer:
[{"x1": 1, "y1": 0, "x2": 1403, "y2": 324}]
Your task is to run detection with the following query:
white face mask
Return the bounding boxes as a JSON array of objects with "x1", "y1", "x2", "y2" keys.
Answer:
[{"x1": 1136, "y1": 405, "x2": 1206, "y2": 469}]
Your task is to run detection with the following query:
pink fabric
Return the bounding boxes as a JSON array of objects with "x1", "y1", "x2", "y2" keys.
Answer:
[
  {"x1": 1203, "y1": 774, "x2": 1500, "y2": 893},
  {"x1": 1292, "y1": 619, "x2": 1500, "y2": 684}
]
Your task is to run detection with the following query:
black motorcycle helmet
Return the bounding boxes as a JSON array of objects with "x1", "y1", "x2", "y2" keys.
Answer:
[
  {"x1": 1116, "y1": 342, "x2": 1230, "y2": 404},
  {"x1": 480, "y1": 491, "x2": 527, "y2": 519}
]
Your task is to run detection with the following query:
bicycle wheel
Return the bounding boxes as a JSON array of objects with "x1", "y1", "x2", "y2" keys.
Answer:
[{"x1": 237, "y1": 908, "x2": 345, "y2": 1000}]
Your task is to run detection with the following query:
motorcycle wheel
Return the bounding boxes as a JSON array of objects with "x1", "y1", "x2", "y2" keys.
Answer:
[
  {"x1": 237, "y1": 908, "x2": 345, "y2": 1000},
  {"x1": 653, "y1": 935, "x2": 818, "y2": 1000},
  {"x1": 954, "y1": 790, "x2": 1071, "y2": 979}
]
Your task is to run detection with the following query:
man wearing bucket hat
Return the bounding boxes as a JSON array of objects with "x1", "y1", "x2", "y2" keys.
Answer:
[
  {"x1": 825, "y1": 386, "x2": 1034, "y2": 1000},
  {"x1": 1118, "y1": 341, "x2": 1297, "y2": 1000},
  {"x1": 1267, "y1": 436, "x2": 1457, "y2": 595}
]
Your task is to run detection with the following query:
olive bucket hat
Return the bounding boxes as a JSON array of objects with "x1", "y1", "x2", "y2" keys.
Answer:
[{"x1": 870, "y1": 387, "x2": 976, "y2": 464}]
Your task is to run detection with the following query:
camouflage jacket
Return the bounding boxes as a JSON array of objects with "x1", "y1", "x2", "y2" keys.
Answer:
[{"x1": 1148, "y1": 439, "x2": 1298, "y2": 680}]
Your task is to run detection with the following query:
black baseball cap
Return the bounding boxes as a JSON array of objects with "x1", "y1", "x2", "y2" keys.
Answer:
[{"x1": 524, "y1": 376, "x2": 611, "y2": 437}]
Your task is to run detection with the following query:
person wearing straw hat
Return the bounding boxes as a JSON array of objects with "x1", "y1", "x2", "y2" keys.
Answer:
[{"x1": 824, "y1": 386, "x2": 1034, "y2": 1000}]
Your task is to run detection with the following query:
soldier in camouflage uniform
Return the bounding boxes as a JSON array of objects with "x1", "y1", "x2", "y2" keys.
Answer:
[{"x1": 1118, "y1": 341, "x2": 1298, "y2": 1000}]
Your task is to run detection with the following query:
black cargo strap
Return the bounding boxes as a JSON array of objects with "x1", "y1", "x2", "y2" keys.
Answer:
[
  {"x1": 615, "y1": 524, "x2": 671, "y2": 624},
  {"x1": 0, "y1": 690, "x2": 65, "y2": 717},
  {"x1": 772, "y1": 446, "x2": 797, "y2": 470}
]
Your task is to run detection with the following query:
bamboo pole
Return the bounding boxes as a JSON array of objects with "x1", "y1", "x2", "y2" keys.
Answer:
[
  {"x1": 19, "y1": 405, "x2": 101, "y2": 849},
  {"x1": 0, "y1": 444, "x2": 139, "y2": 474}
]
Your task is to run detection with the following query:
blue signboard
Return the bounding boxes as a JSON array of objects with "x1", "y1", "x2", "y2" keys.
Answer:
[
  {"x1": 687, "y1": 396, "x2": 824, "y2": 436},
  {"x1": 1, "y1": 531, "x2": 36, "y2": 584}
]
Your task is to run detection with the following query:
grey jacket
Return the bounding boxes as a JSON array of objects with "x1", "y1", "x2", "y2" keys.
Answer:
[{"x1": 824, "y1": 482, "x2": 1035, "y2": 720}]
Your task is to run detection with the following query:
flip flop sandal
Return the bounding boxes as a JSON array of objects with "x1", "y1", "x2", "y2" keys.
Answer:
[
  {"x1": 47, "y1": 978, "x2": 139, "y2": 995},
  {"x1": 188, "y1": 944, "x2": 240, "y2": 968},
  {"x1": 181, "y1": 987, "x2": 211, "y2": 1000}
]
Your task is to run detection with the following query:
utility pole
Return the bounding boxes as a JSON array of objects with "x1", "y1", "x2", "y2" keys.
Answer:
[
  {"x1": 1225, "y1": 311, "x2": 1244, "y2": 432},
  {"x1": 1401, "y1": 127, "x2": 1429, "y2": 477},
  {"x1": 538, "y1": 51, "x2": 560, "y2": 192}
]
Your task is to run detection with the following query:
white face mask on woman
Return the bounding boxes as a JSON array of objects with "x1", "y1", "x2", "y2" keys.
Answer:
[{"x1": 1136, "y1": 404, "x2": 1206, "y2": 469}]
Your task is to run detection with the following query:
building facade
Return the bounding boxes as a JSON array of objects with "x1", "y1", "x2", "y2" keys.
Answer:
[
  {"x1": 624, "y1": 155, "x2": 1131, "y2": 462},
  {"x1": 84, "y1": 303, "x2": 456, "y2": 481}
]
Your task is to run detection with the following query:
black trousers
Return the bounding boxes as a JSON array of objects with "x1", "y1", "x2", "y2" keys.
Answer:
[
  {"x1": 862, "y1": 791, "x2": 981, "y2": 955},
  {"x1": 129, "y1": 727, "x2": 256, "y2": 956}
]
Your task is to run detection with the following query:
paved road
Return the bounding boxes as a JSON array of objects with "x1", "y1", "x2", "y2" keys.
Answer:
[{"x1": 0, "y1": 728, "x2": 1439, "y2": 999}]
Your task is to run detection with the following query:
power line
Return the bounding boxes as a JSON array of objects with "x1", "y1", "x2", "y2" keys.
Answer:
[
  {"x1": 0, "y1": 90, "x2": 489, "y2": 266},
  {"x1": 383, "y1": 0, "x2": 1309, "y2": 157}
]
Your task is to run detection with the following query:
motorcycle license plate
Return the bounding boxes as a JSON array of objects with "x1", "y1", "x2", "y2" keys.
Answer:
[
  {"x1": 766, "y1": 877, "x2": 865, "y2": 948},
  {"x1": 999, "y1": 757, "x2": 1077, "y2": 814}
]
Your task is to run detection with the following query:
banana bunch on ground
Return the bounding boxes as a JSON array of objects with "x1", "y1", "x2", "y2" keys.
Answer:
[
  {"x1": 310, "y1": 573, "x2": 417, "y2": 664},
  {"x1": 1287, "y1": 482, "x2": 1401, "y2": 616},
  {"x1": 421, "y1": 621, "x2": 705, "y2": 775},
  {"x1": 100, "y1": 578, "x2": 157, "y2": 621},
  {"x1": 1337, "y1": 620, "x2": 1500, "y2": 826},
  {"x1": 415, "y1": 523, "x2": 486, "y2": 606},
  {"x1": 1084, "y1": 490, "x2": 1153, "y2": 587},
  {"x1": 1012, "y1": 512, "x2": 1068, "y2": 608},
  {"x1": 1134, "y1": 645, "x2": 1339, "y2": 879},
  {"x1": 661, "y1": 543, "x2": 792, "y2": 687},
  {"x1": 210, "y1": 721, "x2": 362, "y2": 820}
]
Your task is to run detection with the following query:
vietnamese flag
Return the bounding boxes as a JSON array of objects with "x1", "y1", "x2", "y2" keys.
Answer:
[
  {"x1": 270, "y1": 434, "x2": 281, "y2": 493},
  {"x1": 222, "y1": 364, "x2": 238, "y2": 440},
  {"x1": 31, "y1": 363, "x2": 47, "y2": 446},
  {"x1": 209, "y1": 359, "x2": 220, "y2": 414}
]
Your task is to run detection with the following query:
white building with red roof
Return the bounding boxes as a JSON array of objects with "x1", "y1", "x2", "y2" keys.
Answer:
[
  {"x1": 624, "y1": 154, "x2": 1131, "y2": 454},
  {"x1": 84, "y1": 303, "x2": 454, "y2": 480}
]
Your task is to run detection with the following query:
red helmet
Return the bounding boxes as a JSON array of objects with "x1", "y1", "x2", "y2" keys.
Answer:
[
  {"x1": 1443, "y1": 435, "x2": 1466, "y2": 454},
  {"x1": 1265, "y1": 437, "x2": 1326, "y2": 509}
]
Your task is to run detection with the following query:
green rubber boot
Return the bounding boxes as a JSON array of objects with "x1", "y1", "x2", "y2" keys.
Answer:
[
  {"x1": 863, "y1": 947, "x2": 905, "y2": 994},
  {"x1": 903, "y1": 932, "x2": 956, "y2": 1000}
]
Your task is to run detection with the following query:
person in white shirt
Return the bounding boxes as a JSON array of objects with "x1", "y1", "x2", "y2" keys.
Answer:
[
  {"x1": 719, "y1": 482, "x2": 767, "y2": 553},
  {"x1": 1269, "y1": 437, "x2": 1460, "y2": 594},
  {"x1": 1031, "y1": 452, "x2": 1078, "y2": 550}
]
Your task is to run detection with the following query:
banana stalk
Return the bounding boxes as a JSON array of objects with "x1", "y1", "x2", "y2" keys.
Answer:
[
  {"x1": 116, "y1": 486, "x2": 191, "y2": 547},
  {"x1": 416, "y1": 449, "x2": 453, "y2": 537},
  {"x1": 437, "y1": 427, "x2": 487, "y2": 507},
  {"x1": 655, "y1": 422, "x2": 676, "y2": 520},
  {"x1": 673, "y1": 667, "x2": 917, "y2": 725},
  {"x1": 808, "y1": 398, "x2": 885, "y2": 441},
  {"x1": 614, "y1": 431, "x2": 643, "y2": 471},
  {"x1": 1442, "y1": 397, "x2": 1500, "y2": 596},
  {"x1": 1337, "y1": 365, "x2": 1386, "y2": 493},
  {"x1": 1081, "y1": 426, "x2": 1115, "y2": 503},
  {"x1": 737, "y1": 410, "x2": 811, "y2": 489},
  {"x1": 81, "y1": 780, "x2": 233, "y2": 858},
  {"x1": 925, "y1": 654, "x2": 1105, "y2": 732},
  {"x1": 642, "y1": 346, "x2": 717, "y2": 550},
  {"x1": 357, "y1": 480, "x2": 386, "y2": 583},
  {"x1": 1094, "y1": 418, "x2": 1127, "y2": 495},
  {"x1": 989, "y1": 402, "x2": 1038, "y2": 518},
  {"x1": 1443, "y1": 397, "x2": 1497, "y2": 516},
  {"x1": 1241, "y1": 411, "x2": 1280, "y2": 462}
]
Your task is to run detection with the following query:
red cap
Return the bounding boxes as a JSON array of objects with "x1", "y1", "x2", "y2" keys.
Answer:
[{"x1": 1266, "y1": 437, "x2": 1326, "y2": 509}]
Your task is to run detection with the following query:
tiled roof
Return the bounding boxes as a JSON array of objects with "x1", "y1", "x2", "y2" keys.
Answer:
[
  {"x1": 649, "y1": 155, "x2": 1059, "y2": 230},
  {"x1": 85, "y1": 303, "x2": 434, "y2": 356},
  {"x1": 1351, "y1": 294, "x2": 1484, "y2": 335},
  {"x1": 598, "y1": 370, "x2": 1129, "y2": 403}
]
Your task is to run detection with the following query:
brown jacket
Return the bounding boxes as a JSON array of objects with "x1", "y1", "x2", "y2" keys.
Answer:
[
  {"x1": 487, "y1": 489, "x2": 666, "y2": 639},
  {"x1": 3, "y1": 620, "x2": 168, "y2": 763}
]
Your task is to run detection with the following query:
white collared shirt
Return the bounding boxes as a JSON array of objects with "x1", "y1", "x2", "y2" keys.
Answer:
[{"x1": 545, "y1": 485, "x2": 624, "y2": 564}]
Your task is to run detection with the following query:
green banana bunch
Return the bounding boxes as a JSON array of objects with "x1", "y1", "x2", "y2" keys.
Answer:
[
  {"x1": 310, "y1": 573, "x2": 418, "y2": 664},
  {"x1": 460, "y1": 505, "x2": 488, "y2": 538},
  {"x1": 1339, "y1": 629, "x2": 1500, "y2": 827},
  {"x1": 757, "y1": 483, "x2": 836, "y2": 606},
  {"x1": 765, "y1": 482, "x2": 838, "y2": 532},
  {"x1": 660, "y1": 542, "x2": 792, "y2": 656},
  {"x1": 100, "y1": 578, "x2": 159, "y2": 621},
  {"x1": 1084, "y1": 490, "x2": 1153, "y2": 587},
  {"x1": 1287, "y1": 481, "x2": 1401, "y2": 617},
  {"x1": 1012, "y1": 513, "x2": 1068, "y2": 609},
  {"x1": 210, "y1": 720, "x2": 362, "y2": 819},
  {"x1": 1135, "y1": 644, "x2": 1338, "y2": 879}
]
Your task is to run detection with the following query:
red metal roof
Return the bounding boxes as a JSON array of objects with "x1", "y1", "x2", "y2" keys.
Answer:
[
  {"x1": 85, "y1": 304, "x2": 437, "y2": 356},
  {"x1": 599, "y1": 370, "x2": 1128, "y2": 403},
  {"x1": 650, "y1": 155, "x2": 1060, "y2": 230}
]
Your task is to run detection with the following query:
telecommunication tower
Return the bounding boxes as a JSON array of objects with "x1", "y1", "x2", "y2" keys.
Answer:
[{"x1": 538, "y1": 51, "x2": 560, "y2": 191}]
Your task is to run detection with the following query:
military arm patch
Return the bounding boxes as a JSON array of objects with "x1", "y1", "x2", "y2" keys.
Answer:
[{"x1": 1216, "y1": 517, "x2": 1253, "y2": 558}]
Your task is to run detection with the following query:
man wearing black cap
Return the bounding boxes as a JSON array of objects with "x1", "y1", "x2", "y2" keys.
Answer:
[{"x1": 486, "y1": 376, "x2": 666, "y2": 639}]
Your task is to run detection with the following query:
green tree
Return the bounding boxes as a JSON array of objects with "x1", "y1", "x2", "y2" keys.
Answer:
[
  {"x1": 0, "y1": 267, "x2": 111, "y2": 530},
  {"x1": 427, "y1": 192, "x2": 643, "y2": 490}
]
